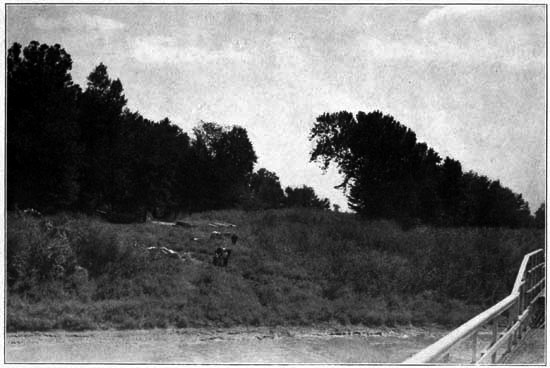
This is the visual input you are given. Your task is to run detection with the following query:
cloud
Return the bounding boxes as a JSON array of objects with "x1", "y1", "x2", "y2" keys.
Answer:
[
  {"x1": 419, "y1": 5, "x2": 545, "y2": 67},
  {"x1": 68, "y1": 14, "x2": 125, "y2": 32},
  {"x1": 33, "y1": 17, "x2": 59, "y2": 30},
  {"x1": 354, "y1": 5, "x2": 544, "y2": 68},
  {"x1": 34, "y1": 14, "x2": 125, "y2": 33},
  {"x1": 419, "y1": 5, "x2": 542, "y2": 28},
  {"x1": 132, "y1": 36, "x2": 249, "y2": 65},
  {"x1": 420, "y1": 5, "x2": 506, "y2": 27}
]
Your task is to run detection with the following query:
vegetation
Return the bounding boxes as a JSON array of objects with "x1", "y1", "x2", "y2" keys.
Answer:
[
  {"x1": 535, "y1": 204, "x2": 545, "y2": 229},
  {"x1": 310, "y1": 111, "x2": 539, "y2": 228},
  {"x1": 7, "y1": 41, "x2": 329, "y2": 216},
  {"x1": 7, "y1": 41, "x2": 544, "y2": 333},
  {"x1": 9, "y1": 41, "x2": 542, "y2": 227},
  {"x1": 7, "y1": 209, "x2": 543, "y2": 331}
]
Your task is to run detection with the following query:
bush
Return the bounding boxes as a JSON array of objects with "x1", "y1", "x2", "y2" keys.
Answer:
[
  {"x1": 73, "y1": 226, "x2": 121, "y2": 278},
  {"x1": 7, "y1": 215, "x2": 77, "y2": 294}
]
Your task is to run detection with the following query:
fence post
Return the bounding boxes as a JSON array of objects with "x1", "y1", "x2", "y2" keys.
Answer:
[
  {"x1": 514, "y1": 298, "x2": 520, "y2": 346},
  {"x1": 472, "y1": 331, "x2": 478, "y2": 363},
  {"x1": 518, "y1": 284, "x2": 524, "y2": 340},
  {"x1": 491, "y1": 318, "x2": 498, "y2": 363},
  {"x1": 506, "y1": 310, "x2": 513, "y2": 354}
]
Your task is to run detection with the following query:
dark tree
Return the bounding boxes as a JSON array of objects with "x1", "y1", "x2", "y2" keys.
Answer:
[
  {"x1": 215, "y1": 125, "x2": 258, "y2": 201},
  {"x1": 534, "y1": 203, "x2": 545, "y2": 229},
  {"x1": 310, "y1": 110, "x2": 535, "y2": 228},
  {"x1": 250, "y1": 168, "x2": 285, "y2": 208},
  {"x1": 438, "y1": 157, "x2": 465, "y2": 225},
  {"x1": 7, "y1": 41, "x2": 82, "y2": 211},
  {"x1": 78, "y1": 63, "x2": 127, "y2": 211},
  {"x1": 460, "y1": 173, "x2": 533, "y2": 228},
  {"x1": 310, "y1": 110, "x2": 440, "y2": 220},
  {"x1": 284, "y1": 185, "x2": 330, "y2": 209},
  {"x1": 117, "y1": 112, "x2": 191, "y2": 216},
  {"x1": 484, "y1": 181, "x2": 532, "y2": 228},
  {"x1": 151, "y1": 118, "x2": 192, "y2": 216},
  {"x1": 8, "y1": 41, "x2": 263, "y2": 216},
  {"x1": 190, "y1": 122, "x2": 257, "y2": 210}
]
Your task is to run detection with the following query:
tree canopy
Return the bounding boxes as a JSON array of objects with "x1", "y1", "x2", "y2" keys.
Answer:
[
  {"x1": 285, "y1": 185, "x2": 331, "y2": 210},
  {"x1": 310, "y1": 110, "x2": 536, "y2": 228},
  {"x1": 534, "y1": 203, "x2": 545, "y2": 229},
  {"x1": 250, "y1": 168, "x2": 286, "y2": 209},
  {"x1": 7, "y1": 41, "x2": 540, "y2": 226},
  {"x1": 7, "y1": 41, "x2": 330, "y2": 218},
  {"x1": 8, "y1": 41, "x2": 81, "y2": 211}
]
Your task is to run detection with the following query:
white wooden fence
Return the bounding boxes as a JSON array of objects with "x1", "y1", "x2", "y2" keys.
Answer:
[{"x1": 404, "y1": 248, "x2": 545, "y2": 364}]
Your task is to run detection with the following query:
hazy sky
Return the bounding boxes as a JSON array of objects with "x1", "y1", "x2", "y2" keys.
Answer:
[{"x1": 7, "y1": 4, "x2": 546, "y2": 211}]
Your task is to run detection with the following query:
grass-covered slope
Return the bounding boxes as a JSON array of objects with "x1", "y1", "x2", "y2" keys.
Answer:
[{"x1": 6, "y1": 209, "x2": 543, "y2": 331}]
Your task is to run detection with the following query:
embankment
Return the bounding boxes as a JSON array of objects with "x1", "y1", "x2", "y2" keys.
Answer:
[{"x1": 7, "y1": 208, "x2": 544, "y2": 331}]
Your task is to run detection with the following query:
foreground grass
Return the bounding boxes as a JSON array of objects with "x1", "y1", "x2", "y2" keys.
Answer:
[{"x1": 6, "y1": 209, "x2": 543, "y2": 331}]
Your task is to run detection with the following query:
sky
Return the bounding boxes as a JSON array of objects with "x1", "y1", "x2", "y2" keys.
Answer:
[{"x1": 6, "y1": 4, "x2": 546, "y2": 212}]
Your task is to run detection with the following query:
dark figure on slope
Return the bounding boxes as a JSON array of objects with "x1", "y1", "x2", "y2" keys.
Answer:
[
  {"x1": 212, "y1": 234, "x2": 238, "y2": 267},
  {"x1": 213, "y1": 247, "x2": 232, "y2": 267}
]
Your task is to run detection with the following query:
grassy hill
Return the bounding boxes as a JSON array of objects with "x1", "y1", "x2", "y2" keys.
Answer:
[{"x1": 6, "y1": 209, "x2": 543, "y2": 331}]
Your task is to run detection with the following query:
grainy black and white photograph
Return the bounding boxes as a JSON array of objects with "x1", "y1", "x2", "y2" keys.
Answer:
[{"x1": 4, "y1": 2, "x2": 546, "y2": 364}]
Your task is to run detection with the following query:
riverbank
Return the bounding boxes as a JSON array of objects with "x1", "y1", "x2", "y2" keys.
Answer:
[{"x1": 9, "y1": 209, "x2": 542, "y2": 332}]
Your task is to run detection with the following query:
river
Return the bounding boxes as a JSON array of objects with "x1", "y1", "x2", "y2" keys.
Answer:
[{"x1": 6, "y1": 326, "x2": 453, "y2": 363}]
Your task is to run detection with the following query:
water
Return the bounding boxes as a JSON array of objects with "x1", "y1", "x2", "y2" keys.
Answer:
[{"x1": 6, "y1": 326, "x2": 447, "y2": 363}]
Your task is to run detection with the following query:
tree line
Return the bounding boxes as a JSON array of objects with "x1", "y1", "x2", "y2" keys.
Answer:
[
  {"x1": 310, "y1": 111, "x2": 544, "y2": 228},
  {"x1": 7, "y1": 41, "x2": 330, "y2": 218},
  {"x1": 8, "y1": 41, "x2": 544, "y2": 228}
]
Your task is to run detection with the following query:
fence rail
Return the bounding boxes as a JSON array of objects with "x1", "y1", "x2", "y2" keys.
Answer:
[{"x1": 403, "y1": 248, "x2": 545, "y2": 364}]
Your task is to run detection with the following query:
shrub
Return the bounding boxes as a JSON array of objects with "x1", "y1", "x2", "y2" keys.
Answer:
[
  {"x1": 73, "y1": 226, "x2": 121, "y2": 278},
  {"x1": 7, "y1": 215, "x2": 77, "y2": 293}
]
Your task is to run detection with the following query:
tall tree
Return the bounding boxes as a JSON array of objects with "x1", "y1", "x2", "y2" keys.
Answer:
[
  {"x1": 78, "y1": 63, "x2": 127, "y2": 210},
  {"x1": 284, "y1": 185, "x2": 330, "y2": 209},
  {"x1": 310, "y1": 110, "x2": 534, "y2": 228},
  {"x1": 310, "y1": 110, "x2": 441, "y2": 220},
  {"x1": 139, "y1": 117, "x2": 191, "y2": 215},
  {"x1": 438, "y1": 157, "x2": 464, "y2": 225},
  {"x1": 191, "y1": 122, "x2": 257, "y2": 209},
  {"x1": 115, "y1": 112, "x2": 192, "y2": 215},
  {"x1": 534, "y1": 203, "x2": 545, "y2": 229},
  {"x1": 7, "y1": 41, "x2": 81, "y2": 211},
  {"x1": 250, "y1": 168, "x2": 285, "y2": 208}
]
